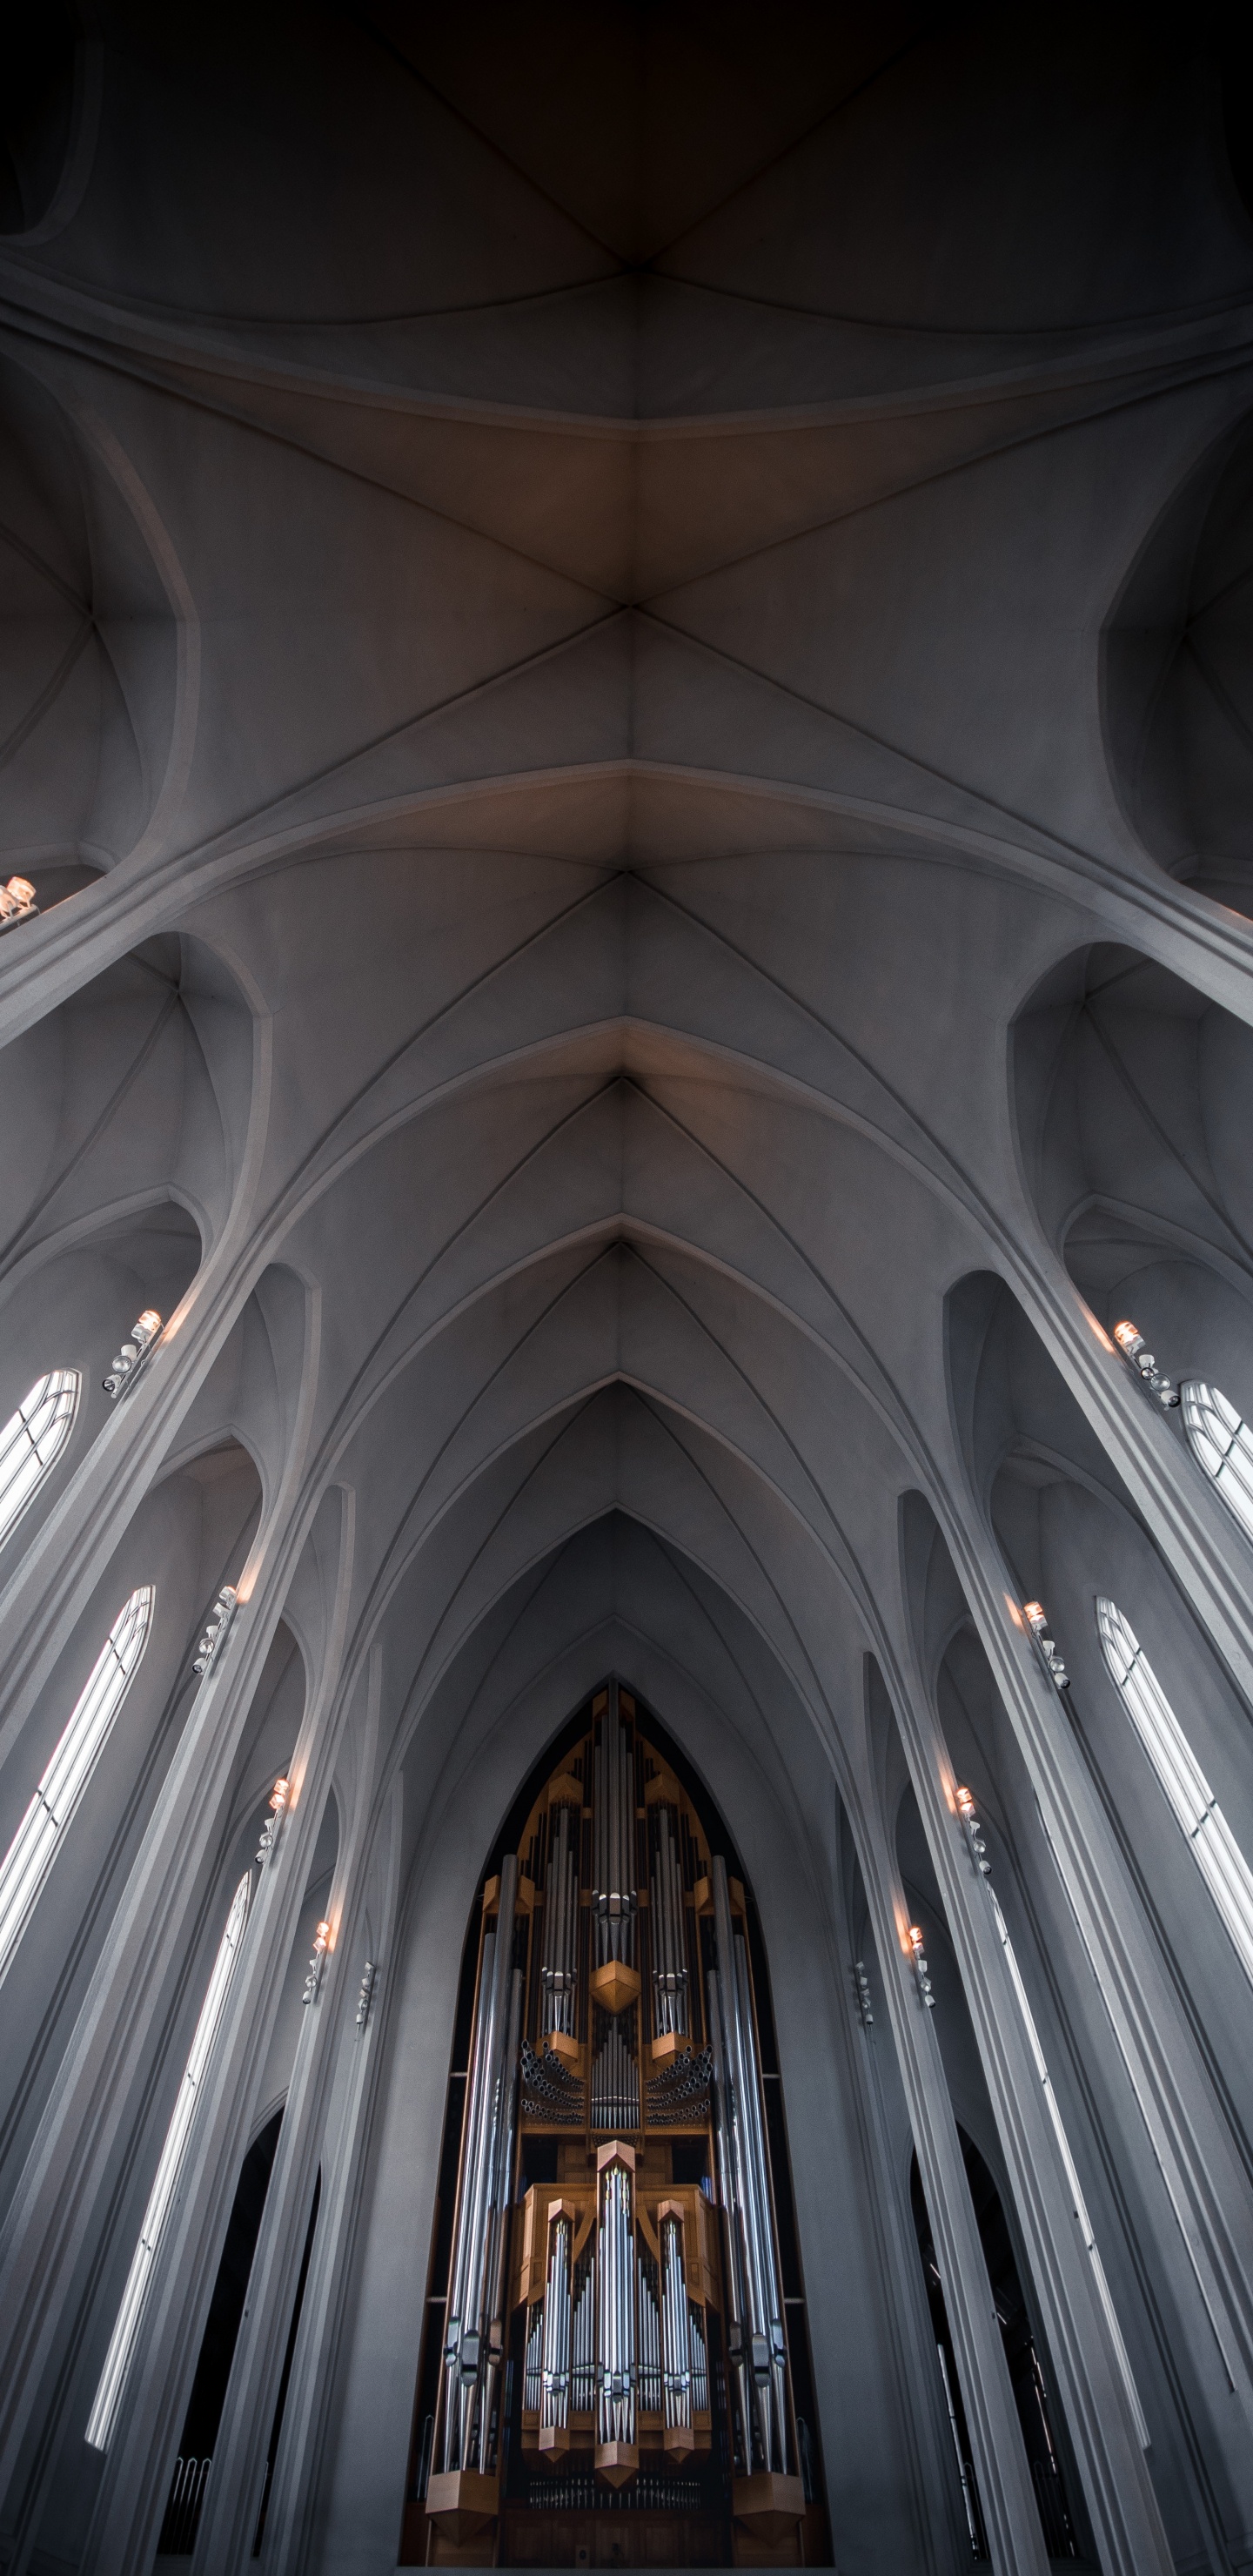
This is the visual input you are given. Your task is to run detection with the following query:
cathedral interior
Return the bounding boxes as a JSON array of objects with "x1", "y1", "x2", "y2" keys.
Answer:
[{"x1": 2, "y1": 8, "x2": 1253, "y2": 2573}]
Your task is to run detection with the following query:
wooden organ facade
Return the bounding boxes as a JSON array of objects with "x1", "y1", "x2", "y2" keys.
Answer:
[{"x1": 401, "y1": 1685, "x2": 828, "y2": 2569}]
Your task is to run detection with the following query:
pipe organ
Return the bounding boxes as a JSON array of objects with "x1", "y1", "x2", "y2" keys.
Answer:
[{"x1": 412, "y1": 1685, "x2": 820, "y2": 2567}]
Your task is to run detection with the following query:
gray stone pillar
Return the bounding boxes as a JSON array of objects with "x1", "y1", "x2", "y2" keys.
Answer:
[
  {"x1": 888, "y1": 1647, "x2": 1174, "y2": 2576},
  {"x1": 856, "y1": 1808, "x2": 1050, "y2": 2576}
]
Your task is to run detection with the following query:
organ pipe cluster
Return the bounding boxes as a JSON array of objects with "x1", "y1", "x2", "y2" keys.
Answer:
[{"x1": 419, "y1": 1685, "x2": 814, "y2": 2558}]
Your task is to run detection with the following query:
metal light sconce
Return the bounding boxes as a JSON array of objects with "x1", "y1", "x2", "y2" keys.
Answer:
[
  {"x1": 304, "y1": 1918, "x2": 331, "y2": 2005},
  {"x1": 192, "y1": 1584, "x2": 237, "y2": 1677},
  {"x1": 854, "y1": 1959, "x2": 874, "y2": 2025},
  {"x1": 908, "y1": 1924, "x2": 935, "y2": 2009},
  {"x1": 256, "y1": 1774, "x2": 289, "y2": 1866},
  {"x1": 955, "y1": 1786, "x2": 992, "y2": 1875},
  {"x1": 1113, "y1": 1319, "x2": 1179, "y2": 1410},
  {"x1": 1023, "y1": 1601, "x2": 1069, "y2": 1691},
  {"x1": 103, "y1": 1310, "x2": 162, "y2": 1400},
  {"x1": 356, "y1": 1958, "x2": 377, "y2": 2031},
  {"x1": 0, "y1": 875, "x2": 37, "y2": 933}
]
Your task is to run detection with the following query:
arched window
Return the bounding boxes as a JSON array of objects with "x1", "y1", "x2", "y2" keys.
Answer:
[
  {"x1": 1096, "y1": 1596, "x2": 1253, "y2": 1983},
  {"x1": 1182, "y1": 1381, "x2": 1253, "y2": 1545},
  {"x1": 987, "y1": 1882, "x2": 1148, "y2": 2447},
  {"x1": 0, "y1": 1585, "x2": 153, "y2": 1978},
  {"x1": 86, "y1": 1870, "x2": 252, "y2": 2453},
  {"x1": 0, "y1": 1368, "x2": 80, "y2": 1551}
]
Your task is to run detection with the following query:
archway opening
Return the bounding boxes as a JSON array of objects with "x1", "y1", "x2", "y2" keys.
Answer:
[{"x1": 401, "y1": 1677, "x2": 828, "y2": 2570}]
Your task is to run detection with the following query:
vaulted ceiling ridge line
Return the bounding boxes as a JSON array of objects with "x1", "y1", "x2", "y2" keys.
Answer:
[
  {"x1": 0, "y1": 615, "x2": 96, "y2": 778},
  {"x1": 644, "y1": 12, "x2": 943, "y2": 269},
  {"x1": 638, "y1": 358, "x2": 1253, "y2": 596},
  {"x1": 349, "y1": 3, "x2": 628, "y2": 270},
  {"x1": 1083, "y1": 1005, "x2": 1250, "y2": 1265},
  {"x1": 7, "y1": 275, "x2": 1252, "y2": 446},
  {"x1": 614, "y1": 1238, "x2": 895, "y2": 1553},
  {"x1": 0, "y1": 986, "x2": 181, "y2": 1277},
  {"x1": 165, "y1": 606, "x2": 629, "y2": 869},
  {"x1": 390, "y1": 1386, "x2": 858, "y2": 1777},
  {"x1": 1066, "y1": 1191, "x2": 1253, "y2": 1305},
  {"x1": 247, "y1": 877, "x2": 626, "y2": 1224}
]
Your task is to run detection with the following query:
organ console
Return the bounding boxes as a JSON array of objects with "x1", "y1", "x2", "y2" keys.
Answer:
[{"x1": 402, "y1": 1683, "x2": 826, "y2": 2567}]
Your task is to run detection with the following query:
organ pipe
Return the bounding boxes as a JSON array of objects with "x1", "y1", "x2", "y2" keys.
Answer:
[
  {"x1": 596, "y1": 2154, "x2": 637, "y2": 2456},
  {"x1": 651, "y1": 1806, "x2": 688, "y2": 2038},
  {"x1": 541, "y1": 2217, "x2": 573, "y2": 2435},
  {"x1": 542, "y1": 1801, "x2": 578, "y2": 2034},
  {"x1": 593, "y1": 1684, "x2": 636, "y2": 1966},
  {"x1": 441, "y1": 1855, "x2": 522, "y2": 2474},
  {"x1": 419, "y1": 1689, "x2": 816, "y2": 2558},
  {"x1": 709, "y1": 1855, "x2": 790, "y2": 2476},
  {"x1": 660, "y1": 2213, "x2": 694, "y2": 2436}
]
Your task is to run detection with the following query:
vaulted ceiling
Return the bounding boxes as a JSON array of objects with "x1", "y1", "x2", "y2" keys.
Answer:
[{"x1": 3, "y1": 3, "x2": 1253, "y2": 1885}]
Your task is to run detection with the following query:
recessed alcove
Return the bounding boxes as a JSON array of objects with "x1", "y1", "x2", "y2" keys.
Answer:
[
  {"x1": 1010, "y1": 942, "x2": 1253, "y2": 1407},
  {"x1": 0, "y1": 350, "x2": 180, "y2": 870},
  {"x1": 1104, "y1": 407, "x2": 1253, "y2": 910},
  {"x1": 0, "y1": 929, "x2": 256, "y2": 1277}
]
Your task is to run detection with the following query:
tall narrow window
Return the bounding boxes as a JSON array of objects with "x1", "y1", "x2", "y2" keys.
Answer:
[
  {"x1": 1182, "y1": 1382, "x2": 1253, "y2": 1546},
  {"x1": 0, "y1": 1369, "x2": 80, "y2": 1551},
  {"x1": 1096, "y1": 1596, "x2": 1253, "y2": 1985},
  {"x1": 988, "y1": 1884, "x2": 1149, "y2": 2449},
  {"x1": 0, "y1": 1584, "x2": 153, "y2": 1978},
  {"x1": 86, "y1": 1871, "x2": 252, "y2": 2453}
]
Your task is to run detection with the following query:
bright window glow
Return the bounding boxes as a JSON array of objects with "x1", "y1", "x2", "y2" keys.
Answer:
[
  {"x1": 0, "y1": 1370, "x2": 80, "y2": 1551},
  {"x1": 1182, "y1": 1381, "x2": 1253, "y2": 1546},
  {"x1": 85, "y1": 1871, "x2": 252, "y2": 2452},
  {"x1": 988, "y1": 1883, "x2": 1149, "y2": 2448},
  {"x1": 1096, "y1": 1596, "x2": 1253, "y2": 1986},
  {"x1": 0, "y1": 1586, "x2": 152, "y2": 1978}
]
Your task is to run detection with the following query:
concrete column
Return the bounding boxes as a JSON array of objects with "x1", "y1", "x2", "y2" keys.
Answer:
[
  {"x1": 930, "y1": 1492, "x2": 1253, "y2": 2428},
  {"x1": 857, "y1": 1810, "x2": 1049, "y2": 2576},
  {"x1": 888, "y1": 1654, "x2": 1175, "y2": 2576},
  {"x1": 0, "y1": 1475, "x2": 345, "y2": 2552},
  {"x1": 221, "y1": 1785, "x2": 405, "y2": 2576},
  {"x1": 80, "y1": 1573, "x2": 365, "y2": 2576}
]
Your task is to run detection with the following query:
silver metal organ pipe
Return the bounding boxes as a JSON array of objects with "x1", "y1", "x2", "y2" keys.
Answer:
[
  {"x1": 710, "y1": 1855, "x2": 790, "y2": 2476},
  {"x1": 442, "y1": 1854, "x2": 520, "y2": 2472},
  {"x1": 651, "y1": 1807, "x2": 687, "y2": 2037},
  {"x1": 543, "y1": 1803, "x2": 577, "y2": 2034},
  {"x1": 541, "y1": 2216, "x2": 573, "y2": 2432},
  {"x1": 597, "y1": 2160, "x2": 636, "y2": 2449},
  {"x1": 660, "y1": 2215, "x2": 693, "y2": 2432},
  {"x1": 593, "y1": 1685, "x2": 636, "y2": 1966},
  {"x1": 734, "y1": 1933, "x2": 788, "y2": 2459},
  {"x1": 706, "y1": 1964, "x2": 750, "y2": 2465}
]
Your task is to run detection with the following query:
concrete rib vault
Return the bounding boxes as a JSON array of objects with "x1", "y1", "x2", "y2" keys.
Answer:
[{"x1": 2, "y1": 10, "x2": 1253, "y2": 2573}]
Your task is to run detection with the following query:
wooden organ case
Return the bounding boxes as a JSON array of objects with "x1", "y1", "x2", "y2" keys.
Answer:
[{"x1": 402, "y1": 1685, "x2": 828, "y2": 2569}]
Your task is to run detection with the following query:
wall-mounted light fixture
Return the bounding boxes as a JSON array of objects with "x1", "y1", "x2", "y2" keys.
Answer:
[
  {"x1": 303, "y1": 1919, "x2": 331, "y2": 2005},
  {"x1": 356, "y1": 1958, "x2": 377, "y2": 2031},
  {"x1": 955, "y1": 1786, "x2": 992, "y2": 1875},
  {"x1": 0, "y1": 876, "x2": 37, "y2": 933},
  {"x1": 908, "y1": 1924, "x2": 935, "y2": 2009},
  {"x1": 192, "y1": 1584, "x2": 238, "y2": 1677},
  {"x1": 853, "y1": 1959, "x2": 874, "y2": 2025},
  {"x1": 255, "y1": 1774, "x2": 289, "y2": 1866},
  {"x1": 103, "y1": 1310, "x2": 162, "y2": 1400},
  {"x1": 1113, "y1": 1319, "x2": 1179, "y2": 1410},
  {"x1": 1022, "y1": 1602, "x2": 1069, "y2": 1691}
]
